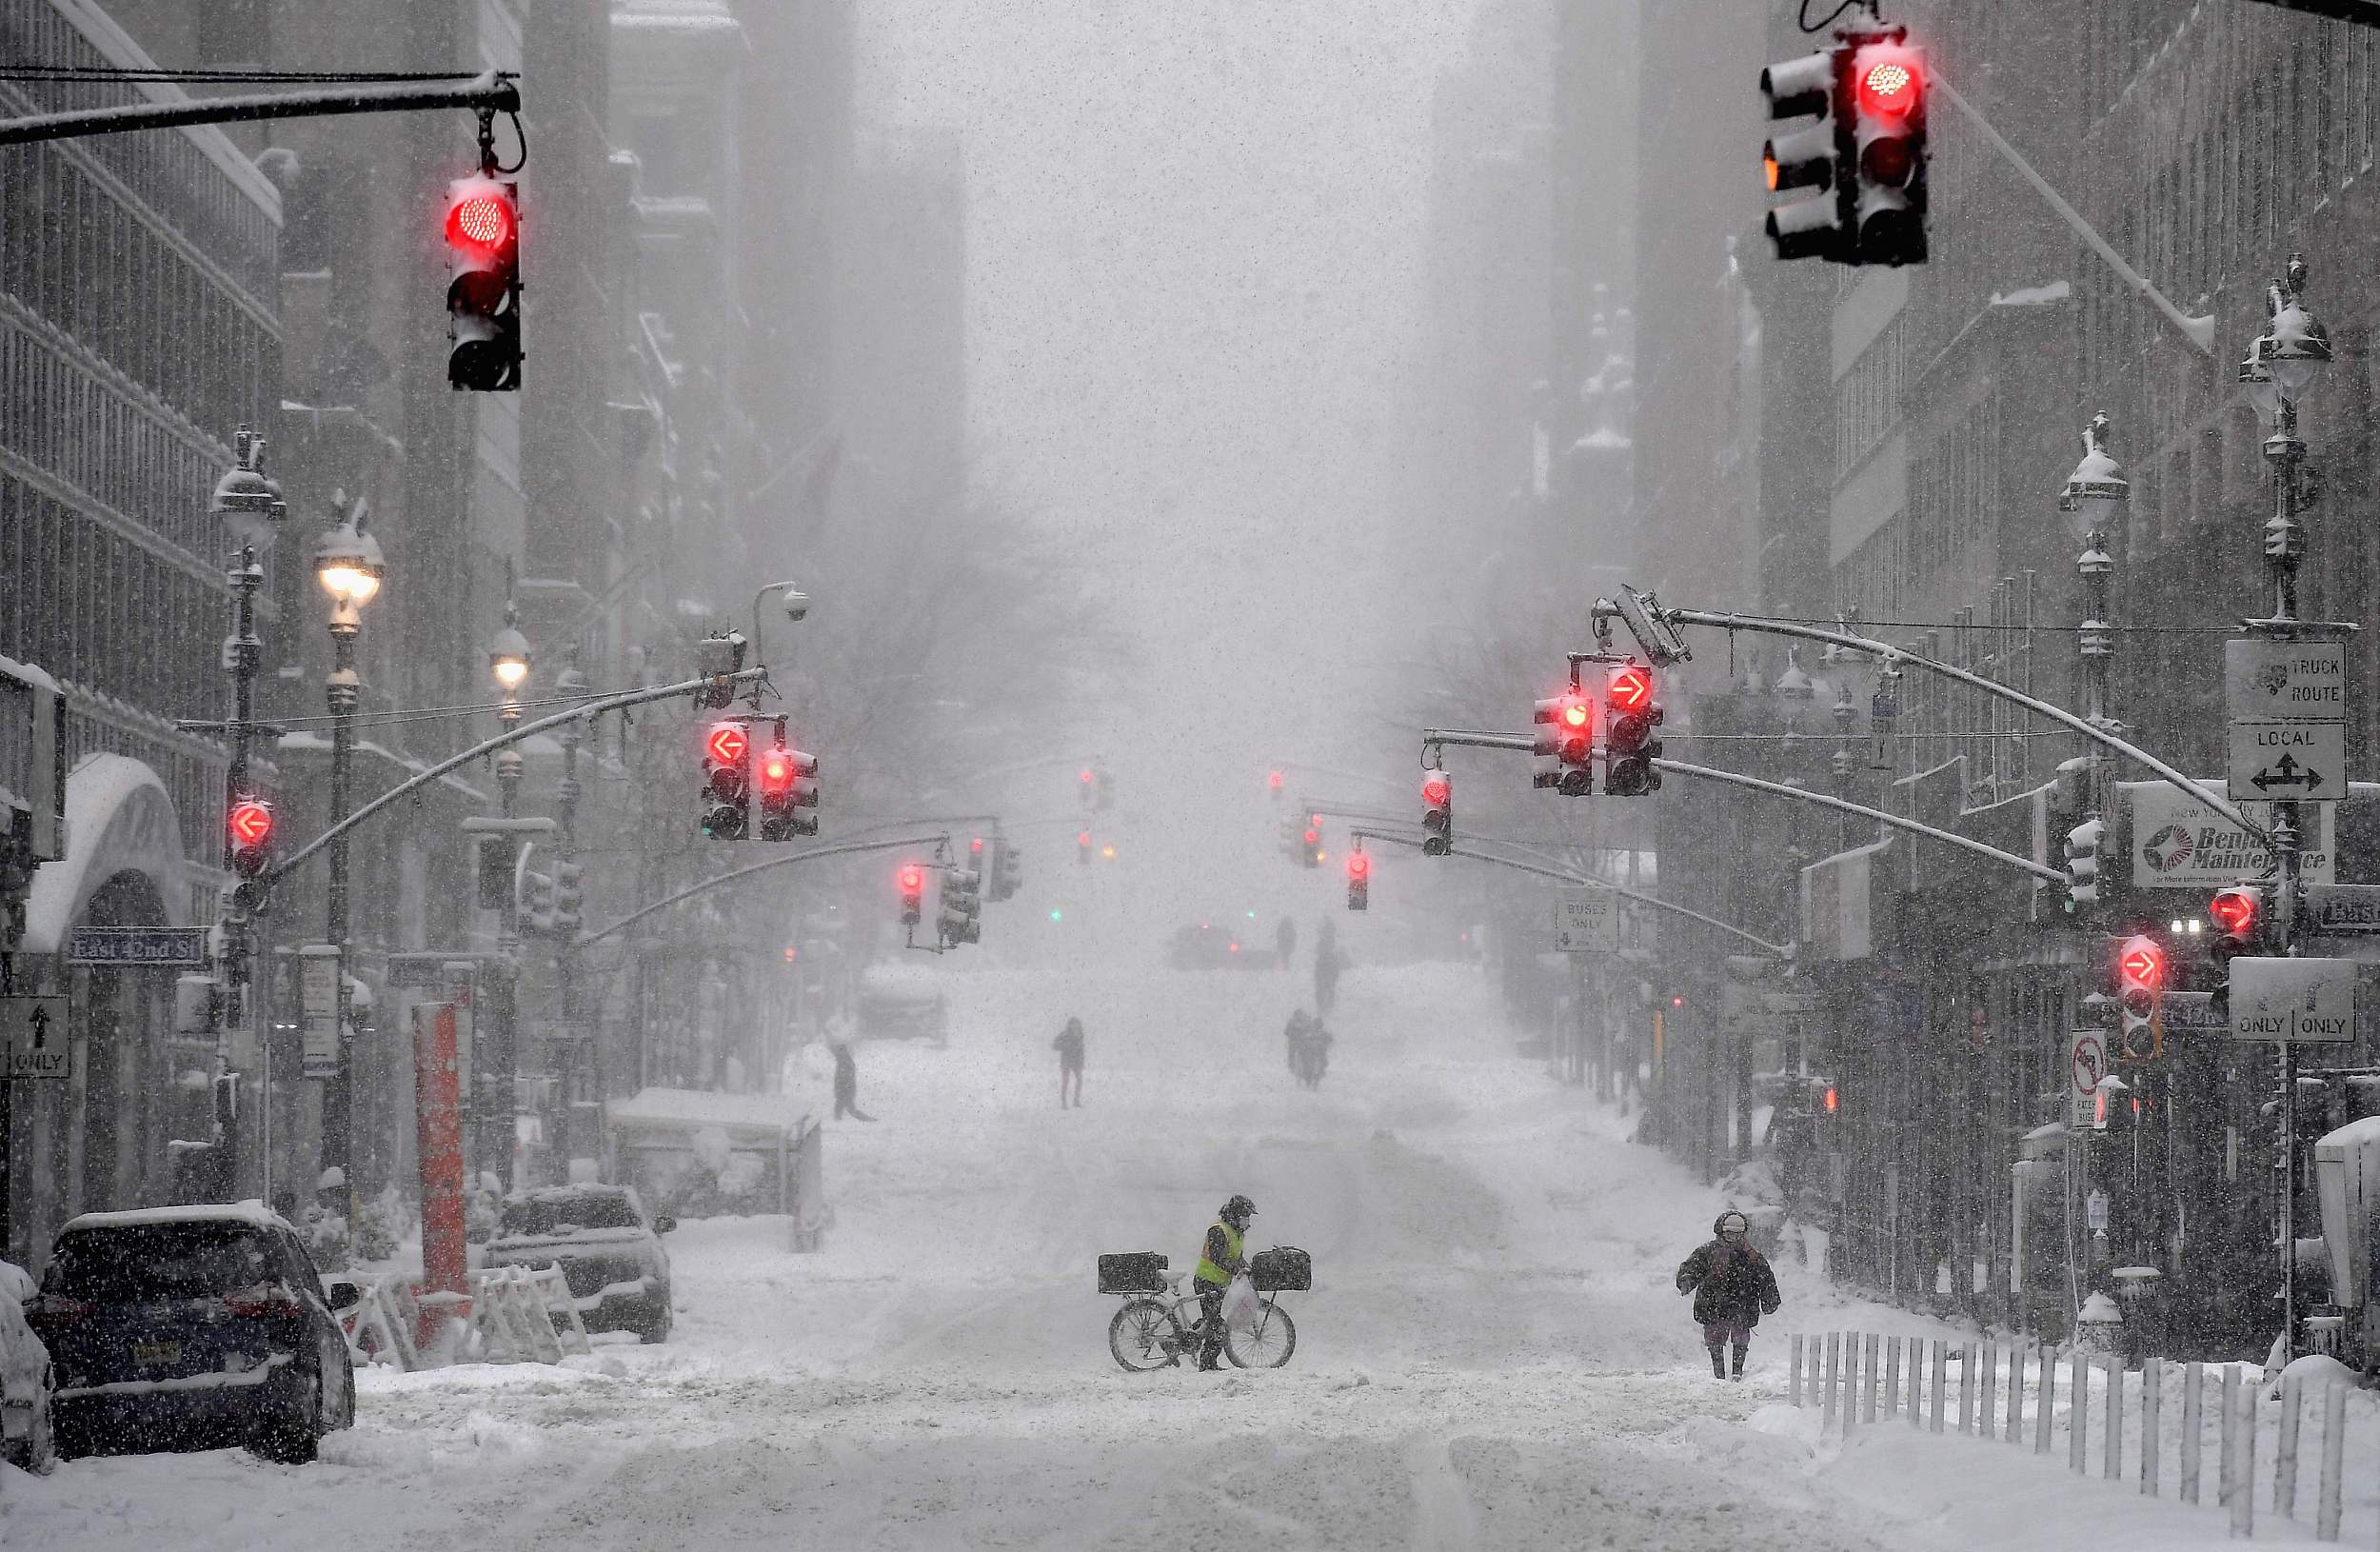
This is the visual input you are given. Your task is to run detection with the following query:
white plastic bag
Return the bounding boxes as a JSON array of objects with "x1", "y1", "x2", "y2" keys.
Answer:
[{"x1": 1222, "y1": 1272, "x2": 1261, "y2": 1331}]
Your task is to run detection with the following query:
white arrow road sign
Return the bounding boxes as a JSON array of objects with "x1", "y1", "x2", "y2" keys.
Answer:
[{"x1": 2, "y1": 995, "x2": 70, "y2": 1079}]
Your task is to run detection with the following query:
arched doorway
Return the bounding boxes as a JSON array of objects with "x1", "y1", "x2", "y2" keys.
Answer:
[{"x1": 10, "y1": 755, "x2": 191, "y2": 1265}]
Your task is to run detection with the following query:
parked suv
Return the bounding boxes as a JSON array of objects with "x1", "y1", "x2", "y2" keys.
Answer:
[
  {"x1": 26, "y1": 1203, "x2": 356, "y2": 1463},
  {"x1": 484, "y1": 1184, "x2": 676, "y2": 1342}
]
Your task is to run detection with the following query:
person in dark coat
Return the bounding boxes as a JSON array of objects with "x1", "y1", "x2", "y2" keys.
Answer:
[
  {"x1": 831, "y1": 1040, "x2": 875, "y2": 1122},
  {"x1": 1053, "y1": 1016, "x2": 1085, "y2": 1108},
  {"x1": 1676, "y1": 1209, "x2": 1780, "y2": 1380}
]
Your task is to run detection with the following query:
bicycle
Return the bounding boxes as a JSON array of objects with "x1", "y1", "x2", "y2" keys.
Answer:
[{"x1": 1106, "y1": 1271, "x2": 1298, "y2": 1372}]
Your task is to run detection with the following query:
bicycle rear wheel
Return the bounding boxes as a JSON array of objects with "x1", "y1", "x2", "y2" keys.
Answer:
[
  {"x1": 1108, "y1": 1299, "x2": 1176, "y2": 1372},
  {"x1": 1224, "y1": 1298, "x2": 1297, "y2": 1368}
]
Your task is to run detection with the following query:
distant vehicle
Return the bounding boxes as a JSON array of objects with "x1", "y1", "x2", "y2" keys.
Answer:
[
  {"x1": 26, "y1": 1203, "x2": 356, "y2": 1463},
  {"x1": 0, "y1": 1258, "x2": 52, "y2": 1472},
  {"x1": 484, "y1": 1184, "x2": 676, "y2": 1343},
  {"x1": 855, "y1": 962, "x2": 949, "y2": 1044},
  {"x1": 1168, "y1": 923, "x2": 1277, "y2": 971}
]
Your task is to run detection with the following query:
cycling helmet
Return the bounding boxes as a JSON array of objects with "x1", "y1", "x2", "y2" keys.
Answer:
[{"x1": 1222, "y1": 1195, "x2": 1258, "y2": 1224}]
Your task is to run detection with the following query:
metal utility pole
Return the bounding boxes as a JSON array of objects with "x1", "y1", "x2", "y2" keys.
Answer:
[
  {"x1": 2241, "y1": 255, "x2": 2335, "y2": 1365},
  {"x1": 207, "y1": 429, "x2": 287, "y2": 1201},
  {"x1": 551, "y1": 651, "x2": 590, "y2": 1179},
  {"x1": 482, "y1": 604, "x2": 530, "y2": 1195}
]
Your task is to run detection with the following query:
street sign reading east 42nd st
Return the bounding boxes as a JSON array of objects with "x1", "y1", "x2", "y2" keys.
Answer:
[{"x1": 2225, "y1": 639, "x2": 2347, "y2": 803}]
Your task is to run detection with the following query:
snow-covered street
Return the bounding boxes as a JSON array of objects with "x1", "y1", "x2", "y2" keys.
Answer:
[{"x1": 1, "y1": 963, "x2": 2283, "y2": 1550}]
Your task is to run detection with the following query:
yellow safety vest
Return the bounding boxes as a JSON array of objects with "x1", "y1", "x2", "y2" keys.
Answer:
[{"x1": 1195, "y1": 1221, "x2": 1242, "y2": 1286}]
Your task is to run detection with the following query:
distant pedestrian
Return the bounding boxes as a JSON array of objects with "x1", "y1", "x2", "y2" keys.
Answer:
[
  {"x1": 1313, "y1": 919, "x2": 1342, "y2": 1017},
  {"x1": 1053, "y1": 1016, "x2": 1086, "y2": 1107},
  {"x1": 1675, "y1": 1210, "x2": 1780, "y2": 1381},
  {"x1": 831, "y1": 1040, "x2": 875, "y2": 1122}
]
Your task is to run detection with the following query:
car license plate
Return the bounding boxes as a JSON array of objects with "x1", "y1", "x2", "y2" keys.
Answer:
[{"x1": 132, "y1": 1340, "x2": 181, "y2": 1366}]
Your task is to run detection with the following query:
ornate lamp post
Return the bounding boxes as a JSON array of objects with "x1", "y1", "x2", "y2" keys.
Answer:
[
  {"x1": 312, "y1": 495, "x2": 382, "y2": 1226},
  {"x1": 488, "y1": 606, "x2": 531, "y2": 819}
]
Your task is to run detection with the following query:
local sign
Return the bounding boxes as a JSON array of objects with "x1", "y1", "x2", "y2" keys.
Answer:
[
  {"x1": 66, "y1": 925, "x2": 209, "y2": 965},
  {"x1": 2229, "y1": 956, "x2": 2357, "y2": 1045},
  {"x1": 0, "y1": 995, "x2": 69, "y2": 1079},
  {"x1": 2225, "y1": 639, "x2": 2347, "y2": 804},
  {"x1": 1553, "y1": 892, "x2": 1618, "y2": 954}
]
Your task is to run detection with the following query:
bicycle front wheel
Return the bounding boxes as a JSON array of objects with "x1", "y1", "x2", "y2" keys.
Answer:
[
  {"x1": 1224, "y1": 1298, "x2": 1297, "y2": 1368},
  {"x1": 1108, "y1": 1299, "x2": 1176, "y2": 1372}
]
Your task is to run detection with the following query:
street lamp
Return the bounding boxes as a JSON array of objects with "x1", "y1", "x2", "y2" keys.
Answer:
[
  {"x1": 489, "y1": 604, "x2": 531, "y2": 817},
  {"x1": 311, "y1": 492, "x2": 382, "y2": 1225}
]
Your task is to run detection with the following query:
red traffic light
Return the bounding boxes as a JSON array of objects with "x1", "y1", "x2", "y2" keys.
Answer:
[
  {"x1": 757, "y1": 745, "x2": 794, "y2": 793},
  {"x1": 1607, "y1": 664, "x2": 1653, "y2": 711},
  {"x1": 1421, "y1": 775, "x2": 1450, "y2": 806},
  {"x1": 445, "y1": 179, "x2": 517, "y2": 255},
  {"x1": 970, "y1": 836, "x2": 985, "y2": 854},
  {"x1": 705, "y1": 722, "x2": 748, "y2": 766},
  {"x1": 2117, "y1": 935, "x2": 2165, "y2": 992},
  {"x1": 1267, "y1": 770, "x2": 1284, "y2": 790},
  {"x1": 228, "y1": 799, "x2": 273, "y2": 846},
  {"x1": 898, "y1": 864, "x2": 924, "y2": 895},
  {"x1": 1347, "y1": 851, "x2": 1371, "y2": 881},
  {"x1": 1561, "y1": 700, "x2": 1590, "y2": 729},
  {"x1": 1077, "y1": 829, "x2": 1092, "y2": 847},
  {"x1": 1822, "y1": 1084, "x2": 1838, "y2": 1114},
  {"x1": 1855, "y1": 48, "x2": 1921, "y2": 118},
  {"x1": 1303, "y1": 827, "x2": 1319, "y2": 846},
  {"x1": 1080, "y1": 768, "x2": 1094, "y2": 786},
  {"x1": 2210, "y1": 888, "x2": 2259, "y2": 937}
]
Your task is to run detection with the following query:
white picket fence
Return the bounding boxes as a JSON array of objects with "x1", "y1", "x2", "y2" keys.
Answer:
[{"x1": 1790, "y1": 1330, "x2": 2372, "y2": 1542}]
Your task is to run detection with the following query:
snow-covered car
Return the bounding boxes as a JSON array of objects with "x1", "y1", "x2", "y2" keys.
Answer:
[
  {"x1": 484, "y1": 1184, "x2": 676, "y2": 1342},
  {"x1": 26, "y1": 1203, "x2": 356, "y2": 1463},
  {"x1": 0, "y1": 1257, "x2": 53, "y2": 1473}
]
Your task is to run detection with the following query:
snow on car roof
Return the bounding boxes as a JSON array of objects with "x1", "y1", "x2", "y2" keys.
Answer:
[{"x1": 60, "y1": 1200, "x2": 293, "y2": 1234}]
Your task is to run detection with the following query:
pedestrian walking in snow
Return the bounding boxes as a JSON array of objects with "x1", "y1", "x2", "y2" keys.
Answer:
[
  {"x1": 1053, "y1": 1016, "x2": 1085, "y2": 1107},
  {"x1": 831, "y1": 1040, "x2": 875, "y2": 1122},
  {"x1": 1675, "y1": 1210, "x2": 1779, "y2": 1381}
]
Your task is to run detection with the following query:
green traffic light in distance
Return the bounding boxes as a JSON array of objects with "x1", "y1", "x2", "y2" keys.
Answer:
[{"x1": 1049, "y1": 908, "x2": 1063, "y2": 923}]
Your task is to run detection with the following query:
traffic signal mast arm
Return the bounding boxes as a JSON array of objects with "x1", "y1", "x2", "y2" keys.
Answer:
[
  {"x1": 1652, "y1": 757, "x2": 2062, "y2": 885},
  {"x1": 265, "y1": 667, "x2": 769, "y2": 885},
  {"x1": 1622, "y1": 605, "x2": 2261, "y2": 840},
  {"x1": 1350, "y1": 826, "x2": 1789, "y2": 959},
  {"x1": 575, "y1": 833, "x2": 951, "y2": 948},
  {"x1": 0, "y1": 70, "x2": 520, "y2": 149}
]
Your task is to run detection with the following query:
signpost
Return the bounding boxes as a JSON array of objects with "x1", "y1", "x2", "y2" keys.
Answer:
[
  {"x1": 65, "y1": 925, "x2": 208, "y2": 966},
  {"x1": 2070, "y1": 1029, "x2": 2108, "y2": 1129},
  {"x1": 1553, "y1": 892, "x2": 1618, "y2": 954},
  {"x1": 2225, "y1": 640, "x2": 2347, "y2": 802},
  {"x1": 0, "y1": 994, "x2": 69, "y2": 1079},
  {"x1": 300, "y1": 945, "x2": 341, "y2": 1080},
  {"x1": 2229, "y1": 956, "x2": 2357, "y2": 1045}
]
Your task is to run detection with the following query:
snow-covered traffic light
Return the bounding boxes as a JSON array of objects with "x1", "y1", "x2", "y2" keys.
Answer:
[
  {"x1": 1602, "y1": 664, "x2": 1664, "y2": 797},
  {"x1": 702, "y1": 721, "x2": 750, "y2": 840},
  {"x1": 1847, "y1": 39, "x2": 1928, "y2": 266},
  {"x1": 993, "y1": 837, "x2": 1023, "y2": 900},
  {"x1": 2063, "y1": 818, "x2": 2103, "y2": 917},
  {"x1": 755, "y1": 733, "x2": 819, "y2": 842},
  {"x1": 940, "y1": 866, "x2": 982, "y2": 946},
  {"x1": 898, "y1": 862, "x2": 925, "y2": 927},
  {"x1": 1534, "y1": 692, "x2": 1594, "y2": 796},
  {"x1": 1302, "y1": 814, "x2": 1323, "y2": 868},
  {"x1": 550, "y1": 860, "x2": 584, "y2": 936},
  {"x1": 2209, "y1": 885, "x2": 2266, "y2": 969},
  {"x1": 2115, "y1": 933, "x2": 2165, "y2": 1063},
  {"x1": 444, "y1": 175, "x2": 522, "y2": 390},
  {"x1": 1759, "y1": 47, "x2": 1843, "y2": 262},
  {"x1": 1346, "y1": 847, "x2": 1370, "y2": 912},
  {"x1": 474, "y1": 831, "x2": 518, "y2": 910},
  {"x1": 228, "y1": 797, "x2": 273, "y2": 877},
  {"x1": 1421, "y1": 767, "x2": 1453, "y2": 856}
]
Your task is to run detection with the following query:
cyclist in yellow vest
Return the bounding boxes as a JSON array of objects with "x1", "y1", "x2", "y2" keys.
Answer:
[{"x1": 1191, "y1": 1195, "x2": 1257, "y2": 1370}]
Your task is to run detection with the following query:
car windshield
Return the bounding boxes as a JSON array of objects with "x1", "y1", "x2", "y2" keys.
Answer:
[
  {"x1": 48, "y1": 1224, "x2": 277, "y2": 1302},
  {"x1": 499, "y1": 1194, "x2": 641, "y2": 1236}
]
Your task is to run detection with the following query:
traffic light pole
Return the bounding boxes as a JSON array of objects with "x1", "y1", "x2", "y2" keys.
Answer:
[
  {"x1": 1351, "y1": 827, "x2": 1790, "y2": 959},
  {"x1": 574, "y1": 835, "x2": 953, "y2": 948},
  {"x1": 1634, "y1": 607, "x2": 2261, "y2": 839},
  {"x1": 0, "y1": 70, "x2": 520, "y2": 149},
  {"x1": 262, "y1": 668, "x2": 767, "y2": 887}
]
